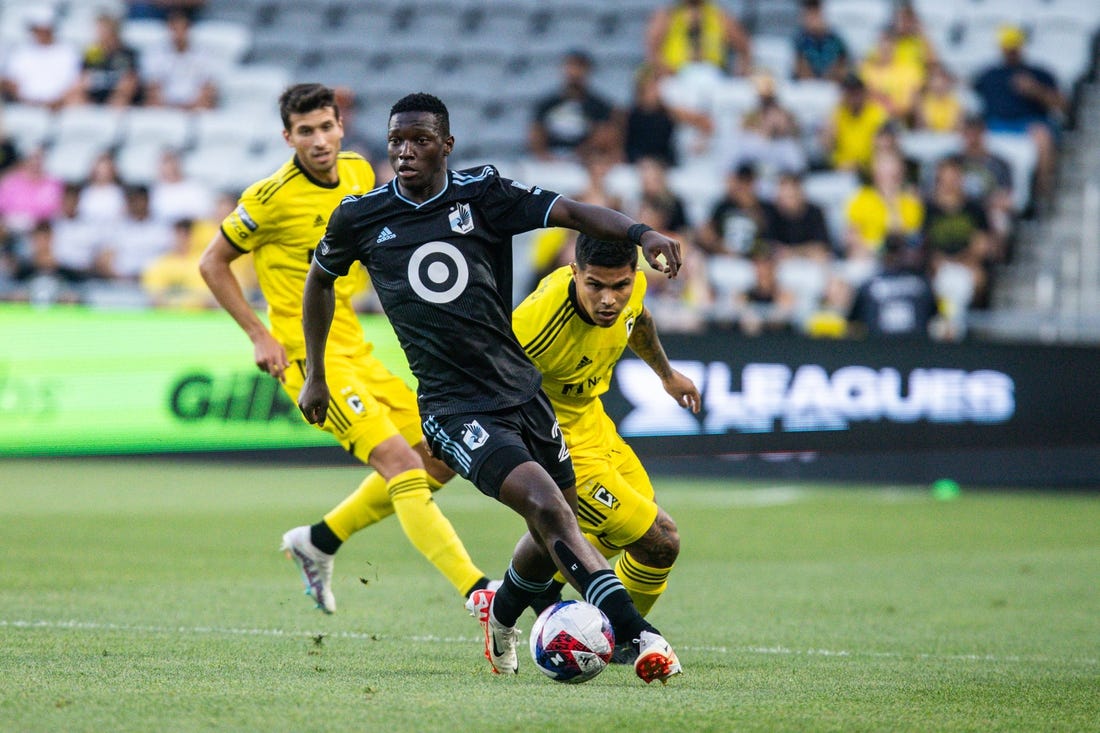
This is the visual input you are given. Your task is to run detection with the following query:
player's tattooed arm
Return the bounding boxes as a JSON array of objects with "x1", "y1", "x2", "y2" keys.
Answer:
[{"x1": 628, "y1": 308, "x2": 700, "y2": 414}]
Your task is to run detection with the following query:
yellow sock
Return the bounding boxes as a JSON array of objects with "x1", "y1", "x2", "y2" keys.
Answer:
[
  {"x1": 616, "y1": 553, "x2": 672, "y2": 617},
  {"x1": 387, "y1": 468, "x2": 484, "y2": 596},
  {"x1": 323, "y1": 472, "x2": 393, "y2": 541}
]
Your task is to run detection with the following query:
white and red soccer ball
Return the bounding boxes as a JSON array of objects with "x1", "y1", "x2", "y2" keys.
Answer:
[{"x1": 528, "y1": 600, "x2": 614, "y2": 683}]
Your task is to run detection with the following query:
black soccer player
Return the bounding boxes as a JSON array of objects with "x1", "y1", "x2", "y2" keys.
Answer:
[{"x1": 298, "y1": 93, "x2": 682, "y2": 684}]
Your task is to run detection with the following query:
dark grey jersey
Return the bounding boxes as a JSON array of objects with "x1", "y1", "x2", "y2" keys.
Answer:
[{"x1": 315, "y1": 165, "x2": 562, "y2": 415}]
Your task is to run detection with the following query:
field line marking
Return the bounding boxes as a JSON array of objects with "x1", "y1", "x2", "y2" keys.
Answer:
[{"x1": 2, "y1": 619, "x2": 1095, "y2": 666}]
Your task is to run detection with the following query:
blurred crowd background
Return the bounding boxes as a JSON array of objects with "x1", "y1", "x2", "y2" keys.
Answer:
[{"x1": 2, "y1": 0, "x2": 1099, "y2": 342}]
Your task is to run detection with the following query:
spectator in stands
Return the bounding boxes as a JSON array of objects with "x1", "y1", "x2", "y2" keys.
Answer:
[
  {"x1": 0, "y1": 6, "x2": 82, "y2": 110},
  {"x1": 52, "y1": 182, "x2": 104, "y2": 281},
  {"x1": 141, "y1": 218, "x2": 214, "y2": 308},
  {"x1": 127, "y1": 0, "x2": 206, "y2": 22},
  {"x1": 697, "y1": 162, "x2": 767, "y2": 257},
  {"x1": 149, "y1": 148, "x2": 214, "y2": 224},
  {"x1": 736, "y1": 239, "x2": 796, "y2": 336},
  {"x1": 844, "y1": 149, "x2": 924, "y2": 264},
  {"x1": 885, "y1": 1, "x2": 938, "y2": 76},
  {"x1": 0, "y1": 116, "x2": 17, "y2": 175},
  {"x1": 10, "y1": 220, "x2": 87, "y2": 305},
  {"x1": 792, "y1": 0, "x2": 849, "y2": 82},
  {"x1": 646, "y1": 0, "x2": 752, "y2": 77},
  {"x1": 69, "y1": 12, "x2": 142, "y2": 108},
  {"x1": 973, "y1": 25, "x2": 1066, "y2": 204},
  {"x1": 871, "y1": 120, "x2": 921, "y2": 187},
  {"x1": 913, "y1": 62, "x2": 963, "y2": 133},
  {"x1": 529, "y1": 50, "x2": 620, "y2": 163},
  {"x1": 819, "y1": 73, "x2": 889, "y2": 173},
  {"x1": 958, "y1": 115, "x2": 1015, "y2": 254},
  {"x1": 76, "y1": 152, "x2": 127, "y2": 225},
  {"x1": 93, "y1": 184, "x2": 174, "y2": 282},
  {"x1": 142, "y1": 10, "x2": 218, "y2": 111},
  {"x1": 761, "y1": 171, "x2": 832, "y2": 262},
  {"x1": 859, "y1": 29, "x2": 924, "y2": 125},
  {"x1": 738, "y1": 73, "x2": 806, "y2": 179},
  {"x1": 922, "y1": 155, "x2": 992, "y2": 307},
  {"x1": 0, "y1": 146, "x2": 64, "y2": 236},
  {"x1": 636, "y1": 156, "x2": 691, "y2": 241},
  {"x1": 847, "y1": 233, "x2": 937, "y2": 338},
  {"x1": 624, "y1": 63, "x2": 713, "y2": 167}
]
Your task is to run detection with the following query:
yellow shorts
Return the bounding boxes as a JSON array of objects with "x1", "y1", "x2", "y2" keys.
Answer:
[
  {"x1": 569, "y1": 415, "x2": 658, "y2": 553},
  {"x1": 284, "y1": 348, "x2": 422, "y2": 464}
]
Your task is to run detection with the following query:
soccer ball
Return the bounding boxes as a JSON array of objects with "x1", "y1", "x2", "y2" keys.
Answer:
[{"x1": 528, "y1": 600, "x2": 614, "y2": 683}]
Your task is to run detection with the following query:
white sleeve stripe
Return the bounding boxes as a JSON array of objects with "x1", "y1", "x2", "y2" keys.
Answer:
[
  {"x1": 314, "y1": 258, "x2": 343, "y2": 277},
  {"x1": 542, "y1": 194, "x2": 564, "y2": 228}
]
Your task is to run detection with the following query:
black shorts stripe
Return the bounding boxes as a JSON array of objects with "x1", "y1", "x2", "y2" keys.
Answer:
[
  {"x1": 576, "y1": 498, "x2": 606, "y2": 527},
  {"x1": 522, "y1": 299, "x2": 574, "y2": 359},
  {"x1": 325, "y1": 398, "x2": 351, "y2": 432}
]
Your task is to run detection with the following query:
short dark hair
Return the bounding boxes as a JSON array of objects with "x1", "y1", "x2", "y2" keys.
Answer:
[
  {"x1": 574, "y1": 233, "x2": 638, "y2": 270},
  {"x1": 390, "y1": 92, "x2": 450, "y2": 137},
  {"x1": 279, "y1": 83, "x2": 339, "y2": 131}
]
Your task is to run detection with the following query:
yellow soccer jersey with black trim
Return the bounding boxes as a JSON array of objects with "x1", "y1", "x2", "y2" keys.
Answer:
[
  {"x1": 513, "y1": 266, "x2": 647, "y2": 443},
  {"x1": 221, "y1": 152, "x2": 375, "y2": 360}
]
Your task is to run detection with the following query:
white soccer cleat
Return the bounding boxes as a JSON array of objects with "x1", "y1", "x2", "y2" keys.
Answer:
[
  {"x1": 463, "y1": 579, "x2": 503, "y2": 616},
  {"x1": 468, "y1": 589, "x2": 518, "y2": 674},
  {"x1": 634, "y1": 630, "x2": 682, "y2": 684},
  {"x1": 281, "y1": 525, "x2": 336, "y2": 614}
]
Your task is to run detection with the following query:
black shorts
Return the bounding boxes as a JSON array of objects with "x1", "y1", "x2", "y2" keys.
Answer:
[{"x1": 422, "y1": 391, "x2": 576, "y2": 499}]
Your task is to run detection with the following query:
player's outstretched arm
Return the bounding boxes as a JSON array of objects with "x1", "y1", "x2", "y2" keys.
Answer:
[
  {"x1": 628, "y1": 307, "x2": 700, "y2": 414},
  {"x1": 297, "y1": 260, "x2": 338, "y2": 426},
  {"x1": 547, "y1": 197, "x2": 681, "y2": 277},
  {"x1": 199, "y1": 232, "x2": 289, "y2": 382}
]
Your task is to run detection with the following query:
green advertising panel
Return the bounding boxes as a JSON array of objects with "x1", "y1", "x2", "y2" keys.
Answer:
[{"x1": 0, "y1": 305, "x2": 412, "y2": 456}]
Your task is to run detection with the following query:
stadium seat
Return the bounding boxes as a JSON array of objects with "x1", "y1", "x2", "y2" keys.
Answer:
[
  {"x1": 115, "y1": 139, "x2": 166, "y2": 186},
  {"x1": 0, "y1": 103, "x2": 54, "y2": 154},
  {"x1": 933, "y1": 261, "x2": 975, "y2": 333},
  {"x1": 191, "y1": 20, "x2": 253, "y2": 76},
  {"x1": 986, "y1": 133, "x2": 1038, "y2": 213},
  {"x1": 183, "y1": 142, "x2": 258, "y2": 193},
  {"x1": 122, "y1": 107, "x2": 193, "y2": 152},
  {"x1": 515, "y1": 159, "x2": 588, "y2": 197},
  {"x1": 776, "y1": 256, "x2": 830, "y2": 326},
  {"x1": 707, "y1": 254, "x2": 757, "y2": 304},
  {"x1": 216, "y1": 65, "x2": 292, "y2": 120},
  {"x1": 802, "y1": 170, "x2": 859, "y2": 246},
  {"x1": 44, "y1": 138, "x2": 108, "y2": 184},
  {"x1": 777, "y1": 79, "x2": 840, "y2": 133},
  {"x1": 53, "y1": 106, "x2": 125, "y2": 151},
  {"x1": 120, "y1": 18, "x2": 169, "y2": 60},
  {"x1": 899, "y1": 130, "x2": 962, "y2": 171},
  {"x1": 667, "y1": 163, "x2": 725, "y2": 228},
  {"x1": 751, "y1": 35, "x2": 795, "y2": 81}
]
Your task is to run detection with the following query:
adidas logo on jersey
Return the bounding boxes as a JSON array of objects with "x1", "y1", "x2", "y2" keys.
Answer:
[
  {"x1": 313, "y1": 214, "x2": 326, "y2": 227},
  {"x1": 377, "y1": 226, "x2": 396, "y2": 243},
  {"x1": 575, "y1": 356, "x2": 593, "y2": 369}
]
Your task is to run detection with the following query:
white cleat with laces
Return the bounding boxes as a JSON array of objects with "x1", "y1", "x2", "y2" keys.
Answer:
[
  {"x1": 281, "y1": 525, "x2": 336, "y2": 614},
  {"x1": 468, "y1": 589, "x2": 518, "y2": 674}
]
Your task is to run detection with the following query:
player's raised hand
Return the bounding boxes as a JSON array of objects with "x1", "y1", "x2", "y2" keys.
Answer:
[
  {"x1": 640, "y1": 231, "x2": 682, "y2": 278},
  {"x1": 297, "y1": 375, "x2": 330, "y2": 427},
  {"x1": 662, "y1": 370, "x2": 700, "y2": 414},
  {"x1": 253, "y1": 331, "x2": 290, "y2": 383}
]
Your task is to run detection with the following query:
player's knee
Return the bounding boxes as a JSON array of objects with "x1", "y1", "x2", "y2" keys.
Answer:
[{"x1": 638, "y1": 510, "x2": 680, "y2": 568}]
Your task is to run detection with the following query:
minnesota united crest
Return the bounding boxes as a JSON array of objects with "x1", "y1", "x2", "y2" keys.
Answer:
[{"x1": 449, "y1": 202, "x2": 474, "y2": 234}]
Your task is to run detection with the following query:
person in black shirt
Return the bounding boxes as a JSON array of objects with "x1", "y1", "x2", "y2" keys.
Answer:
[
  {"x1": 299, "y1": 93, "x2": 683, "y2": 684},
  {"x1": 761, "y1": 171, "x2": 832, "y2": 261},
  {"x1": 529, "y1": 50, "x2": 620, "y2": 162},
  {"x1": 848, "y1": 234, "x2": 937, "y2": 338}
]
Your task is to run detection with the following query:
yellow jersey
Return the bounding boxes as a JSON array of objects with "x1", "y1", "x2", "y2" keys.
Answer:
[
  {"x1": 831, "y1": 100, "x2": 889, "y2": 170},
  {"x1": 513, "y1": 266, "x2": 647, "y2": 447},
  {"x1": 220, "y1": 153, "x2": 375, "y2": 360},
  {"x1": 660, "y1": 2, "x2": 730, "y2": 71},
  {"x1": 845, "y1": 185, "x2": 924, "y2": 251}
]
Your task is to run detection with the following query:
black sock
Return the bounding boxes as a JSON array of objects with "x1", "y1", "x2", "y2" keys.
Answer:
[
  {"x1": 310, "y1": 521, "x2": 342, "y2": 555},
  {"x1": 491, "y1": 563, "x2": 553, "y2": 627},
  {"x1": 464, "y1": 576, "x2": 492, "y2": 599},
  {"x1": 529, "y1": 580, "x2": 565, "y2": 615},
  {"x1": 583, "y1": 569, "x2": 657, "y2": 643}
]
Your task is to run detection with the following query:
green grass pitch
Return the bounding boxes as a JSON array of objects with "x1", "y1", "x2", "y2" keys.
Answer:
[{"x1": 1, "y1": 457, "x2": 1097, "y2": 732}]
